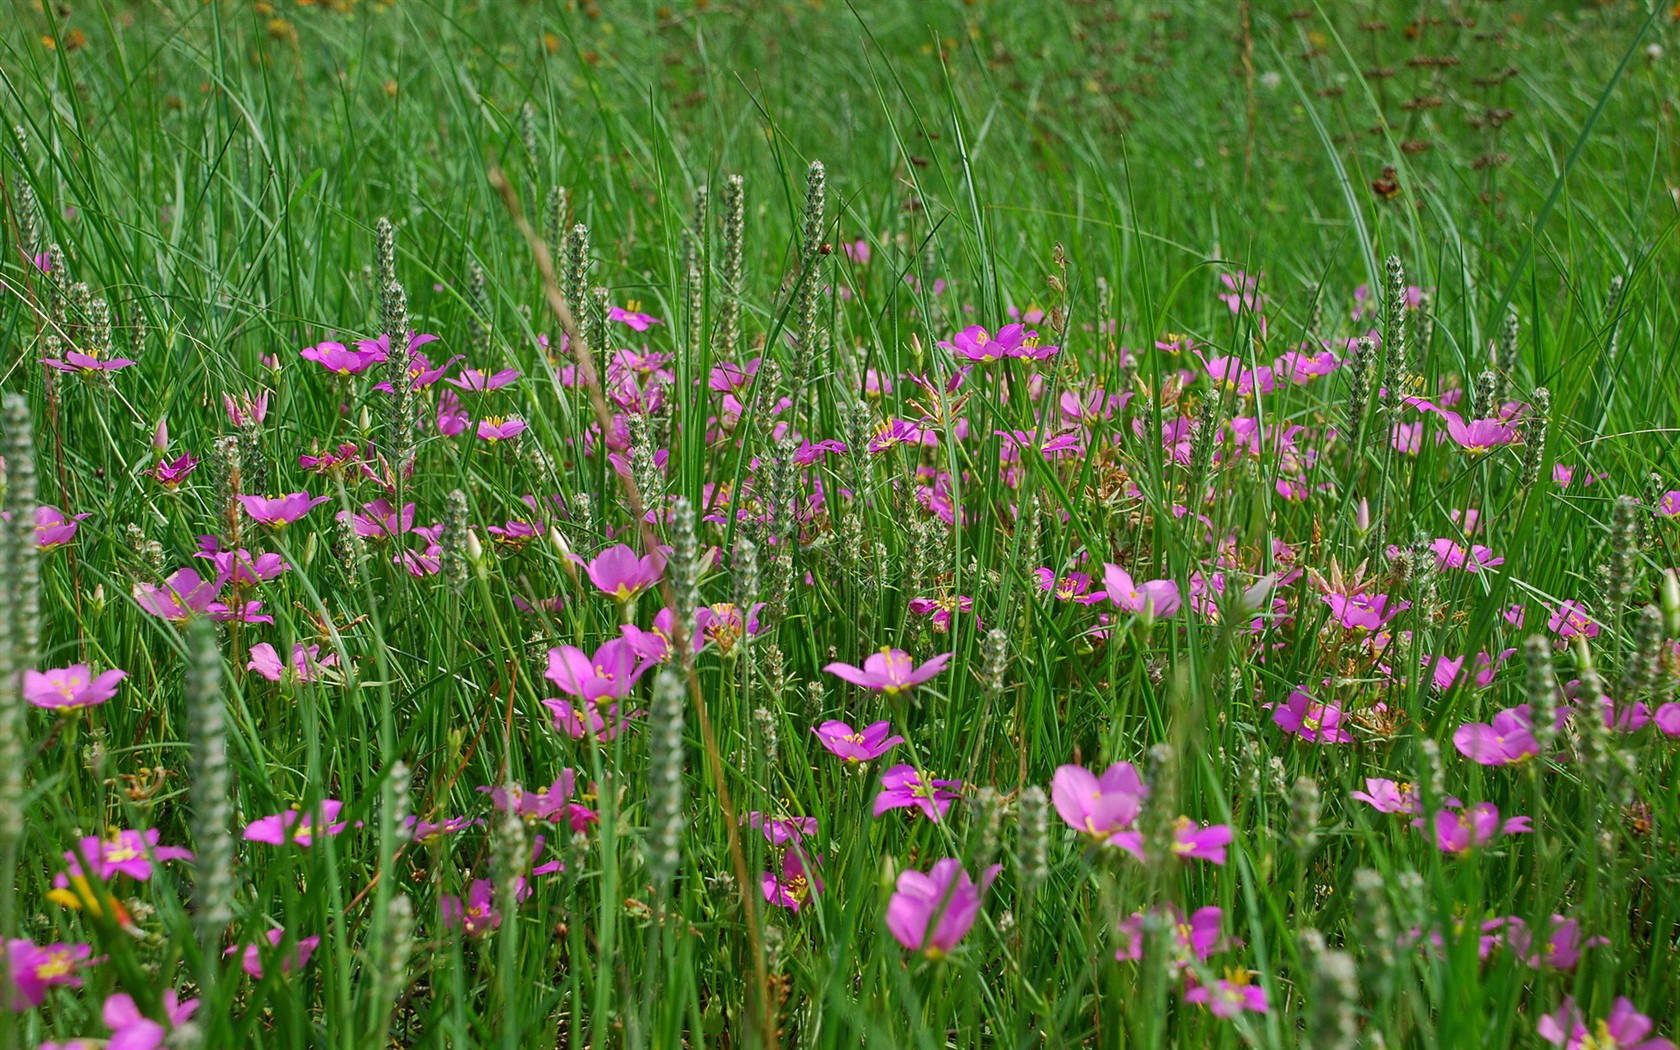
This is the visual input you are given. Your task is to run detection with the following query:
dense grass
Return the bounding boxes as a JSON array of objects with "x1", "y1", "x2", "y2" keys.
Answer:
[{"x1": 1, "y1": 1, "x2": 1678, "y2": 1047}]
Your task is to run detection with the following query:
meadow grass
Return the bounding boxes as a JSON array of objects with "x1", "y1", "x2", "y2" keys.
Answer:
[{"x1": 0, "y1": 1, "x2": 1678, "y2": 1047}]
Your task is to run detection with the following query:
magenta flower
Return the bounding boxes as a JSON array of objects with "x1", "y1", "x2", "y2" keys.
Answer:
[
  {"x1": 907, "y1": 595, "x2": 976, "y2": 633},
  {"x1": 747, "y1": 812, "x2": 817, "y2": 845},
  {"x1": 223, "y1": 389, "x2": 271, "y2": 427},
  {"x1": 1453, "y1": 705, "x2": 1541, "y2": 765},
  {"x1": 1657, "y1": 702, "x2": 1680, "y2": 737},
  {"x1": 1485, "y1": 915, "x2": 1607, "y2": 970},
  {"x1": 1548, "y1": 601, "x2": 1600, "y2": 639},
  {"x1": 1050, "y1": 762, "x2": 1148, "y2": 841},
  {"x1": 41, "y1": 348, "x2": 136, "y2": 374},
  {"x1": 1429, "y1": 538, "x2": 1504, "y2": 573},
  {"x1": 1103, "y1": 563, "x2": 1182, "y2": 619},
  {"x1": 2, "y1": 939, "x2": 90, "y2": 1007},
  {"x1": 242, "y1": 800, "x2": 352, "y2": 846},
  {"x1": 1113, "y1": 817, "x2": 1233, "y2": 865},
  {"x1": 1033, "y1": 568, "x2": 1107, "y2": 604},
  {"x1": 95, "y1": 990, "x2": 199, "y2": 1050},
  {"x1": 695, "y1": 601, "x2": 765, "y2": 656},
  {"x1": 22, "y1": 665, "x2": 128, "y2": 711},
  {"x1": 544, "y1": 638, "x2": 651, "y2": 700},
  {"x1": 609, "y1": 302, "x2": 662, "y2": 331},
  {"x1": 441, "y1": 879, "x2": 503, "y2": 937},
  {"x1": 760, "y1": 850, "x2": 823, "y2": 913},
  {"x1": 873, "y1": 764, "x2": 961, "y2": 823},
  {"x1": 825, "y1": 648, "x2": 952, "y2": 695},
  {"x1": 238, "y1": 492, "x2": 329, "y2": 527},
  {"x1": 437, "y1": 390, "x2": 468, "y2": 435},
  {"x1": 339, "y1": 499, "x2": 415, "y2": 541},
  {"x1": 1350, "y1": 778, "x2": 1421, "y2": 815},
  {"x1": 1322, "y1": 592, "x2": 1409, "y2": 630},
  {"x1": 1539, "y1": 997, "x2": 1673, "y2": 1050},
  {"x1": 1437, "y1": 410, "x2": 1521, "y2": 454},
  {"x1": 133, "y1": 567, "x2": 223, "y2": 621},
  {"x1": 300, "y1": 339, "x2": 381, "y2": 375},
  {"x1": 575, "y1": 544, "x2": 666, "y2": 600},
  {"x1": 33, "y1": 506, "x2": 89, "y2": 550},
  {"x1": 447, "y1": 367, "x2": 522, "y2": 391},
  {"x1": 476, "y1": 417, "x2": 528, "y2": 442},
  {"x1": 1270, "y1": 689, "x2": 1353, "y2": 744},
  {"x1": 1184, "y1": 972, "x2": 1270, "y2": 1017},
  {"x1": 151, "y1": 453, "x2": 200, "y2": 488},
  {"x1": 812, "y1": 720, "x2": 904, "y2": 764},
  {"x1": 247, "y1": 642, "x2": 339, "y2": 684},
  {"x1": 1114, "y1": 904, "x2": 1225, "y2": 965},
  {"x1": 60, "y1": 828, "x2": 191, "y2": 882},
  {"x1": 938, "y1": 323, "x2": 1056, "y2": 362},
  {"x1": 1431, "y1": 802, "x2": 1530, "y2": 854},
  {"x1": 544, "y1": 699, "x2": 636, "y2": 741},
  {"x1": 195, "y1": 536, "x2": 287, "y2": 585},
  {"x1": 867, "y1": 418, "x2": 923, "y2": 455},
  {"x1": 885, "y1": 858, "x2": 1000, "y2": 958},
  {"x1": 228, "y1": 928, "x2": 320, "y2": 979}
]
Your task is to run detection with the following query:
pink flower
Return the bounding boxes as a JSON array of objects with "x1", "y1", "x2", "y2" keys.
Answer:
[
  {"x1": 247, "y1": 642, "x2": 339, "y2": 684},
  {"x1": 907, "y1": 595, "x2": 976, "y2": 633},
  {"x1": 242, "y1": 800, "x2": 352, "y2": 846},
  {"x1": 1453, "y1": 705, "x2": 1541, "y2": 765},
  {"x1": 60, "y1": 828, "x2": 191, "y2": 882},
  {"x1": 34, "y1": 506, "x2": 89, "y2": 550},
  {"x1": 441, "y1": 879, "x2": 504, "y2": 937},
  {"x1": 544, "y1": 639, "x2": 651, "y2": 701},
  {"x1": 98, "y1": 990, "x2": 199, "y2": 1050},
  {"x1": 1429, "y1": 538, "x2": 1504, "y2": 573},
  {"x1": 151, "y1": 453, "x2": 200, "y2": 487},
  {"x1": 1656, "y1": 702, "x2": 1680, "y2": 737},
  {"x1": 873, "y1": 764, "x2": 961, "y2": 823},
  {"x1": 228, "y1": 928, "x2": 319, "y2": 979},
  {"x1": 867, "y1": 418, "x2": 923, "y2": 455},
  {"x1": 2, "y1": 939, "x2": 90, "y2": 1007},
  {"x1": 238, "y1": 492, "x2": 329, "y2": 527},
  {"x1": 195, "y1": 536, "x2": 287, "y2": 585},
  {"x1": 476, "y1": 417, "x2": 527, "y2": 442},
  {"x1": 1184, "y1": 971, "x2": 1270, "y2": 1017},
  {"x1": 937, "y1": 324, "x2": 1056, "y2": 362},
  {"x1": 1350, "y1": 778, "x2": 1421, "y2": 815},
  {"x1": 1270, "y1": 689, "x2": 1352, "y2": 744},
  {"x1": 22, "y1": 665, "x2": 127, "y2": 711},
  {"x1": 825, "y1": 648, "x2": 952, "y2": 694},
  {"x1": 544, "y1": 699, "x2": 636, "y2": 740},
  {"x1": 437, "y1": 390, "x2": 468, "y2": 435},
  {"x1": 300, "y1": 339, "x2": 381, "y2": 375},
  {"x1": 42, "y1": 348, "x2": 136, "y2": 374},
  {"x1": 1434, "y1": 409, "x2": 1521, "y2": 453},
  {"x1": 812, "y1": 720, "x2": 904, "y2": 764},
  {"x1": 223, "y1": 390, "x2": 270, "y2": 427},
  {"x1": 1050, "y1": 762, "x2": 1148, "y2": 840},
  {"x1": 1103, "y1": 563, "x2": 1181, "y2": 619},
  {"x1": 885, "y1": 858, "x2": 1000, "y2": 958},
  {"x1": 339, "y1": 499, "x2": 415, "y2": 541},
  {"x1": 1113, "y1": 905, "x2": 1225, "y2": 965},
  {"x1": 1033, "y1": 568, "x2": 1108, "y2": 604},
  {"x1": 1431, "y1": 802, "x2": 1530, "y2": 854},
  {"x1": 133, "y1": 567, "x2": 222, "y2": 621},
  {"x1": 1484, "y1": 915, "x2": 1606, "y2": 970},
  {"x1": 609, "y1": 303, "x2": 662, "y2": 331},
  {"x1": 1113, "y1": 817, "x2": 1232, "y2": 865},
  {"x1": 1322, "y1": 592, "x2": 1409, "y2": 630},
  {"x1": 760, "y1": 850, "x2": 823, "y2": 912},
  {"x1": 575, "y1": 544, "x2": 666, "y2": 600},
  {"x1": 1538, "y1": 997, "x2": 1673, "y2": 1050},
  {"x1": 1548, "y1": 601, "x2": 1600, "y2": 639},
  {"x1": 447, "y1": 367, "x2": 522, "y2": 392},
  {"x1": 746, "y1": 812, "x2": 817, "y2": 845}
]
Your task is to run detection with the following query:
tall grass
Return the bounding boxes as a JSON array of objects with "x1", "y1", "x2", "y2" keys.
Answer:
[{"x1": 0, "y1": 1, "x2": 1677, "y2": 1047}]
